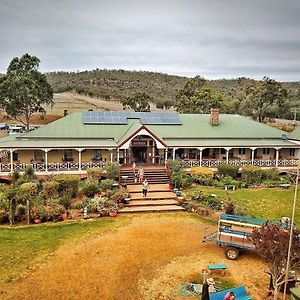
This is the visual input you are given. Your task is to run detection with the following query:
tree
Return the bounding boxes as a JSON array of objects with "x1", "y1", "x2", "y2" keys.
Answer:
[
  {"x1": 176, "y1": 75, "x2": 207, "y2": 99},
  {"x1": 175, "y1": 86, "x2": 227, "y2": 113},
  {"x1": 0, "y1": 53, "x2": 53, "y2": 131},
  {"x1": 121, "y1": 92, "x2": 151, "y2": 112},
  {"x1": 240, "y1": 77, "x2": 287, "y2": 122},
  {"x1": 250, "y1": 223, "x2": 300, "y2": 299}
]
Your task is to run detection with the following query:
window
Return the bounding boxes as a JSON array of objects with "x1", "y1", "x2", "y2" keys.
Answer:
[
  {"x1": 92, "y1": 149, "x2": 102, "y2": 161},
  {"x1": 63, "y1": 149, "x2": 73, "y2": 161},
  {"x1": 13, "y1": 152, "x2": 18, "y2": 161},
  {"x1": 238, "y1": 148, "x2": 246, "y2": 155},
  {"x1": 221, "y1": 148, "x2": 226, "y2": 155},
  {"x1": 188, "y1": 149, "x2": 197, "y2": 159},
  {"x1": 289, "y1": 149, "x2": 295, "y2": 157},
  {"x1": 33, "y1": 150, "x2": 44, "y2": 161},
  {"x1": 263, "y1": 148, "x2": 270, "y2": 155}
]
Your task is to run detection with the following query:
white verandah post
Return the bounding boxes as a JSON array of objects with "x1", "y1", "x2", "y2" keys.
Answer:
[
  {"x1": 43, "y1": 148, "x2": 51, "y2": 172},
  {"x1": 275, "y1": 147, "x2": 280, "y2": 168},
  {"x1": 76, "y1": 148, "x2": 84, "y2": 171},
  {"x1": 172, "y1": 148, "x2": 176, "y2": 160},
  {"x1": 198, "y1": 147, "x2": 203, "y2": 166},
  {"x1": 10, "y1": 149, "x2": 14, "y2": 174},
  {"x1": 117, "y1": 148, "x2": 120, "y2": 163},
  {"x1": 225, "y1": 148, "x2": 231, "y2": 164},
  {"x1": 251, "y1": 147, "x2": 257, "y2": 165}
]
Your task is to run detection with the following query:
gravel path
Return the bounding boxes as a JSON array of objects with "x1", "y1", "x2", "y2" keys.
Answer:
[{"x1": 0, "y1": 214, "x2": 267, "y2": 300}]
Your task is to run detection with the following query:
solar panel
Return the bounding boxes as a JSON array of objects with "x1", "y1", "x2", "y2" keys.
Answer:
[{"x1": 82, "y1": 111, "x2": 182, "y2": 125}]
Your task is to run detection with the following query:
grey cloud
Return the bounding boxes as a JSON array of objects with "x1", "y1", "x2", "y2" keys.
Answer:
[{"x1": 0, "y1": 0, "x2": 300, "y2": 81}]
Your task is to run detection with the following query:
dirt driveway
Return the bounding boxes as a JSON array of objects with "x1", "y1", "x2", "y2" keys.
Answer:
[{"x1": 1, "y1": 213, "x2": 267, "y2": 299}]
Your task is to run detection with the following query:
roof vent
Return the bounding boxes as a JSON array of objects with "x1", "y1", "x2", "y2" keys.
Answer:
[{"x1": 281, "y1": 134, "x2": 288, "y2": 140}]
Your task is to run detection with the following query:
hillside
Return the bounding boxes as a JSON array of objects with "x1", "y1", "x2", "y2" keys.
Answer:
[{"x1": 46, "y1": 70, "x2": 300, "y2": 119}]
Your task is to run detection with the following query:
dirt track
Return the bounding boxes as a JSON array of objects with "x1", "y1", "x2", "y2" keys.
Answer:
[{"x1": 0, "y1": 214, "x2": 267, "y2": 300}]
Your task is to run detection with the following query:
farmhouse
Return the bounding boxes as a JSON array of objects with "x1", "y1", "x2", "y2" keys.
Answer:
[{"x1": 0, "y1": 109, "x2": 299, "y2": 175}]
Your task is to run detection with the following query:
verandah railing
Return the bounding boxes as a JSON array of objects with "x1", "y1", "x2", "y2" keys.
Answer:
[
  {"x1": 179, "y1": 159, "x2": 299, "y2": 168},
  {"x1": 0, "y1": 159, "x2": 298, "y2": 173}
]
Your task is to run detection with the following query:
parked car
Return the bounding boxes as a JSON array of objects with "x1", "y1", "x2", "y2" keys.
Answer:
[
  {"x1": 0, "y1": 123, "x2": 9, "y2": 130},
  {"x1": 9, "y1": 125, "x2": 24, "y2": 135}
]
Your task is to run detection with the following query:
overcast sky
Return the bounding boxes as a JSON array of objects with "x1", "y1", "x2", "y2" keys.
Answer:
[{"x1": 0, "y1": 0, "x2": 300, "y2": 81}]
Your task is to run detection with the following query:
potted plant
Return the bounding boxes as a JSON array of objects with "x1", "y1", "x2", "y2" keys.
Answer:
[{"x1": 105, "y1": 199, "x2": 119, "y2": 217}]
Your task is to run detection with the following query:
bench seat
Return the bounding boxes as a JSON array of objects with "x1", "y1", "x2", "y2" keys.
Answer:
[{"x1": 210, "y1": 285, "x2": 252, "y2": 300}]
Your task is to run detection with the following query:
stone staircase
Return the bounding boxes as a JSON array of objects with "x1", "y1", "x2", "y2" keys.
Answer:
[
  {"x1": 119, "y1": 166, "x2": 170, "y2": 185},
  {"x1": 119, "y1": 183, "x2": 185, "y2": 213}
]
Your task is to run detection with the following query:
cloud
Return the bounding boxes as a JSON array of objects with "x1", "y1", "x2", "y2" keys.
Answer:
[{"x1": 0, "y1": 0, "x2": 299, "y2": 81}]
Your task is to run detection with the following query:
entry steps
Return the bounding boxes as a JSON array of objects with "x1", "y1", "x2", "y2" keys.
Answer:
[{"x1": 118, "y1": 183, "x2": 185, "y2": 214}]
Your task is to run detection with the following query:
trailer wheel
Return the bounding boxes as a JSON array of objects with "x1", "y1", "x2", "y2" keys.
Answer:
[{"x1": 225, "y1": 247, "x2": 239, "y2": 260}]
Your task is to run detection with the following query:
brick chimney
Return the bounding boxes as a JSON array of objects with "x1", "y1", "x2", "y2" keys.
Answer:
[{"x1": 210, "y1": 108, "x2": 220, "y2": 126}]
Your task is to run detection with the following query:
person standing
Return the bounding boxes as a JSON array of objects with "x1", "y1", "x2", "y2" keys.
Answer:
[
  {"x1": 142, "y1": 179, "x2": 149, "y2": 197},
  {"x1": 201, "y1": 278, "x2": 216, "y2": 300},
  {"x1": 132, "y1": 162, "x2": 136, "y2": 174},
  {"x1": 138, "y1": 167, "x2": 144, "y2": 183}
]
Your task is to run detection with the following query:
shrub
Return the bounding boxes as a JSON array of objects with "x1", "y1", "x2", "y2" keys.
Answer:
[
  {"x1": 87, "y1": 167, "x2": 103, "y2": 182},
  {"x1": 58, "y1": 197, "x2": 71, "y2": 211},
  {"x1": 190, "y1": 167, "x2": 214, "y2": 186},
  {"x1": 11, "y1": 170, "x2": 21, "y2": 184},
  {"x1": 262, "y1": 168, "x2": 280, "y2": 181},
  {"x1": 167, "y1": 160, "x2": 182, "y2": 173},
  {"x1": 23, "y1": 165, "x2": 36, "y2": 181},
  {"x1": 105, "y1": 162, "x2": 119, "y2": 179},
  {"x1": 225, "y1": 202, "x2": 235, "y2": 215},
  {"x1": 15, "y1": 204, "x2": 26, "y2": 220},
  {"x1": 110, "y1": 188, "x2": 129, "y2": 203},
  {"x1": 42, "y1": 181, "x2": 60, "y2": 198},
  {"x1": 53, "y1": 174, "x2": 79, "y2": 197},
  {"x1": 82, "y1": 181, "x2": 99, "y2": 197},
  {"x1": 214, "y1": 176, "x2": 239, "y2": 188},
  {"x1": 19, "y1": 182, "x2": 38, "y2": 195},
  {"x1": 99, "y1": 179, "x2": 115, "y2": 191},
  {"x1": 171, "y1": 169, "x2": 192, "y2": 189},
  {"x1": 241, "y1": 166, "x2": 263, "y2": 186},
  {"x1": 217, "y1": 164, "x2": 239, "y2": 179}
]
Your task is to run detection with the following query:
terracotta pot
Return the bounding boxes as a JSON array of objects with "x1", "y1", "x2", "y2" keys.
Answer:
[
  {"x1": 61, "y1": 212, "x2": 68, "y2": 221},
  {"x1": 169, "y1": 183, "x2": 174, "y2": 190},
  {"x1": 34, "y1": 218, "x2": 41, "y2": 224},
  {"x1": 109, "y1": 211, "x2": 117, "y2": 217},
  {"x1": 177, "y1": 197, "x2": 184, "y2": 203}
]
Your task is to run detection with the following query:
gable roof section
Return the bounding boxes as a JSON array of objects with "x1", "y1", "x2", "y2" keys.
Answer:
[{"x1": 118, "y1": 125, "x2": 167, "y2": 149}]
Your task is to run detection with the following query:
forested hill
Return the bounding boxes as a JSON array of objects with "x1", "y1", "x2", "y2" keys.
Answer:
[{"x1": 46, "y1": 69, "x2": 300, "y2": 107}]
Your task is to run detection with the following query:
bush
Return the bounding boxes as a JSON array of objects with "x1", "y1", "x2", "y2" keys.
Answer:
[
  {"x1": 217, "y1": 164, "x2": 239, "y2": 179},
  {"x1": 53, "y1": 174, "x2": 79, "y2": 197},
  {"x1": 42, "y1": 181, "x2": 60, "y2": 198},
  {"x1": 99, "y1": 179, "x2": 115, "y2": 191},
  {"x1": 87, "y1": 167, "x2": 103, "y2": 182},
  {"x1": 190, "y1": 167, "x2": 214, "y2": 186},
  {"x1": 225, "y1": 202, "x2": 235, "y2": 215},
  {"x1": 171, "y1": 169, "x2": 192, "y2": 189},
  {"x1": 214, "y1": 176, "x2": 239, "y2": 188},
  {"x1": 58, "y1": 197, "x2": 71, "y2": 211},
  {"x1": 105, "y1": 162, "x2": 119, "y2": 179},
  {"x1": 110, "y1": 188, "x2": 129, "y2": 203},
  {"x1": 82, "y1": 181, "x2": 99, "y2": 197},
  {"x1": 15, "y1": 204, "x2": 26, "y2": 220},
  {"x1": 19, "y1": 182, "x2": 38, "y2": 195},
  {"x1": 241, "y1": 166, "x2": 263, "y2": 186},
  {"x1": 262, "y1": 168, "x2": 279, "y2": 181},
  {"x1": 167, "y1": 160, "x2": 182, "y2": 173}
]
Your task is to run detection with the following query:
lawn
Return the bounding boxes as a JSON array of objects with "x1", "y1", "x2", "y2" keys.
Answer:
[
  {"x1": 185, "y1": 186, "x2": 300, "y2": 225},
  {"x1": 0, "y1": 217, "x2": 130, "y2": 284}
]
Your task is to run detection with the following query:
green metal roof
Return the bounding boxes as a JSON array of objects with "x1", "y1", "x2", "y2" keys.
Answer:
[
  {"x1": 163, "y1": 138, "x2": 297, "y2": 148},
  {"x1": 289, "y1": 126, "x2": 300, "y2": 140},
  {"x1": 0, "y1": 112, "x2": 297, "y2": 149},
  {"x1": 148, "y1": 114, "x2": 286, "y2": 139}
]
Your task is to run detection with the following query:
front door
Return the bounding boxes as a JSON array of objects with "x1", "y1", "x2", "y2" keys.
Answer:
[{"x1": 132, "y1": 146, "x2": 148, "y2": 164}]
